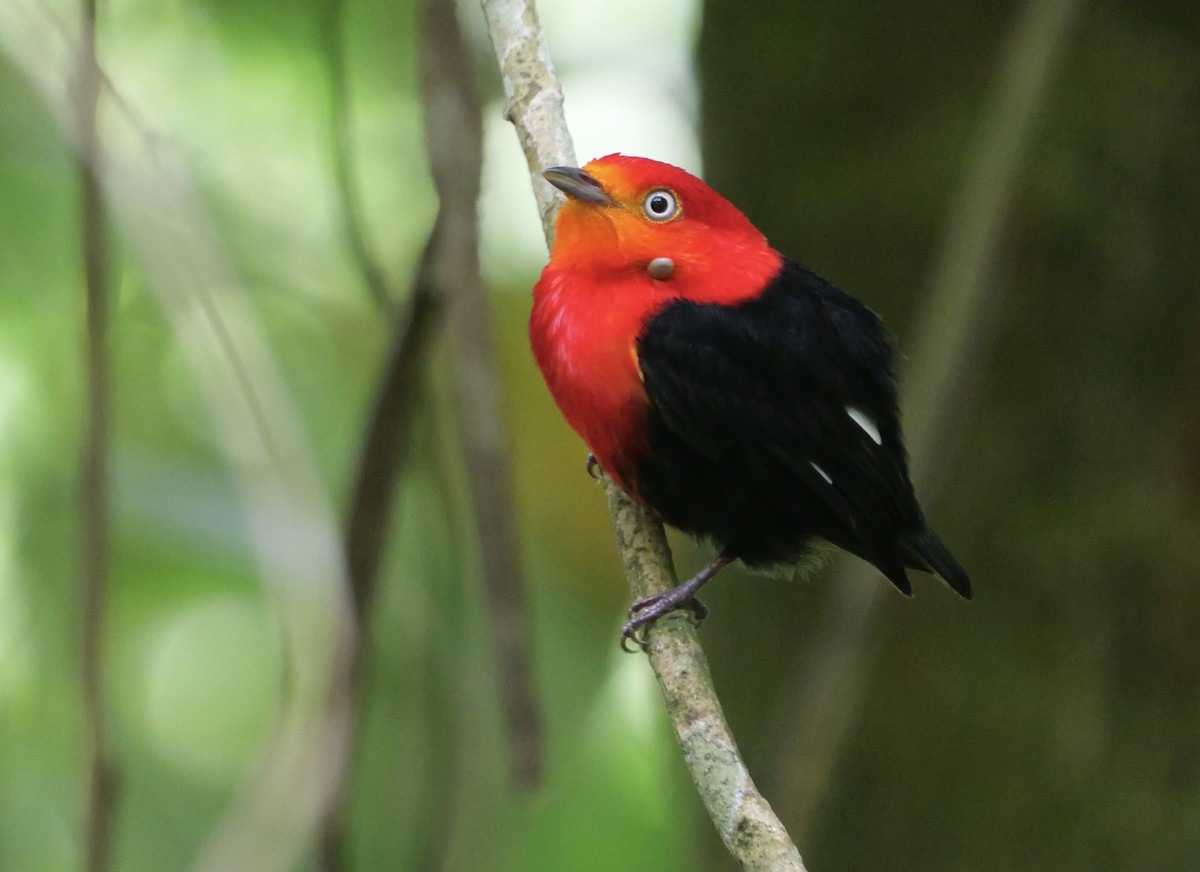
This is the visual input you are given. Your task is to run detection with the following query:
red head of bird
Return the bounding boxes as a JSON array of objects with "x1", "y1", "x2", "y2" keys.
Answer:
[{"x1": 541, "y1": 154, "x2": 781, "y2": 303}]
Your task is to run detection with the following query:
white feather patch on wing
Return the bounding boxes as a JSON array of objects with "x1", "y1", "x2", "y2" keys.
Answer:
[{"x1": 846, "y1": 405, "x2": 883, "y2": 445}]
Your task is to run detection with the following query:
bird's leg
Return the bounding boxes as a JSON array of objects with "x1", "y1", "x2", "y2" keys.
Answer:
[
  {"x1": 586, "y1": 453, "x2": 601, "y2": 480},
  {"x1": 621, "y1": 551, "x2": 733, "y2": 652}
]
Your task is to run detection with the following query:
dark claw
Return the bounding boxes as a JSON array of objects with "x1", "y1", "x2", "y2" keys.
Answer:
[
  {"x1": 620, "y1": 625, "x2": 649, "y2": 653},
  {"x1": 619, "y1": 594, "x2": 709, "y2": 652},
  {"x1": 616, "y1": 551, "x2": 731, "y2": 652},
  {"x1": 586, "y1": 453, "x2": 601, "y2": 479}
]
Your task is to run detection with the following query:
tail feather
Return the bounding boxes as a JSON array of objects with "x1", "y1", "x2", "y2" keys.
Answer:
[
  {"x1": 900, "y1": 528, "x2": 972, "y2": 599},
  {"x1": 877, "y1": 558, "x2": 913, "y2": 597}
]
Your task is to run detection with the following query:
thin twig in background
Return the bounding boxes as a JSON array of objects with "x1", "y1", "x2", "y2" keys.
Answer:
[
  {"x1": 314, "y1": 1, "x2": 450, "y2": 863},
  {"x1": 6, "y1": 14, "x2": 360, "y2": 868},
  {"x1": 320, "y1": 0, "x2": 545, "y2": 856},
  {"x1": 481, "y1": 0, "x2": 805, "y2": 866},
  {"x1": 321, "y1": 0, "x2": 394, "y2": 313},
  {"x1": 316, "y1": 229, "x2": 441, "y2": 870},
  {"x1": 425, "y1": 0, "x2": 542, "y2": 787},
  {"x1": 11, "y1": 4, "x2": 457, "y2": 870},
  {"x1": 768, "y1": 0, "x2": 1085, "y2": 836},
  {"x1": 406, "y1": 430, "x2": 469, "y2": 872},
  {"x1": 76, "y1": 0, "x2": 117, "y2": 869},
  {"x1": 343, "y1": 234, "x2": 440, "y2": 624}
]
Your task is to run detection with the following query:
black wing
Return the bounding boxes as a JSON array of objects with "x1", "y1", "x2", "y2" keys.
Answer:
[{"x1": 635, "y1": 257, "x2": 966, "y2": 596}]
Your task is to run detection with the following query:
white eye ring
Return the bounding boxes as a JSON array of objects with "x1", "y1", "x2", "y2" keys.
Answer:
[{"x1": 642, "y1": 189, "x2": 679, "y2": 222}]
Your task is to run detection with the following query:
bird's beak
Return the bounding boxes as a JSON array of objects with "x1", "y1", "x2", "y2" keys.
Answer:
[{"x1": 542, "y1": 166, "x2": 614, "y2": 207}]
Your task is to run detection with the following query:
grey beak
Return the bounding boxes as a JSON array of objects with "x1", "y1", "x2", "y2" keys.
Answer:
[{"x1": 542, "y1": 166, "x2": 614, "y2": 207}]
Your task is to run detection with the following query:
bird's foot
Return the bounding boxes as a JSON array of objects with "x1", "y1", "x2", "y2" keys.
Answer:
[
  {"x1": 618, "y1": 551, "x2": 732, "y2": 652},
  {"x1": 586, "y1": 453, "x2": 602, "y2": 480},
  {"x1": 621, "y1": 594, "x2": 708, "y2": 652}
]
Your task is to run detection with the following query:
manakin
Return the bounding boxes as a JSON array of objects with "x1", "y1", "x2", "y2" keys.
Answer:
[{"x1": 531, "y1": 155, "x2": 970, "y2": 649}]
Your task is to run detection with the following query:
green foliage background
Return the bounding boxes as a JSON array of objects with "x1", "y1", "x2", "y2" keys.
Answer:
[{"x1": 1, "y1": 0, "x2": 1199, "y2": 870}]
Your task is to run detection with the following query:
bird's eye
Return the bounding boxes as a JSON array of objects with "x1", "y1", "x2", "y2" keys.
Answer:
[{"x1": 642, "y1": 189, "x2": 679, "y2": 222}]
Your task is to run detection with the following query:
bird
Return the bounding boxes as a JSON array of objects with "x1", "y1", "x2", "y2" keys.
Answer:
[{"x1": 530, "y1": 154, "x2": 970, "y2": 650}]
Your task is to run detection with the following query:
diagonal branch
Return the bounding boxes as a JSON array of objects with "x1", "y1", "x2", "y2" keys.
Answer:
[{"x1": 481, "y1": 0, "x2": 805, "y2": 866}]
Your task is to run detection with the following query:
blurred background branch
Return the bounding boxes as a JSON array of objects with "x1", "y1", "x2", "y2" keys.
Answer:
[
  {"x1": 765, "y1": 0, "x2": 1084, "y2": 835},
  {"x1": 321, "y1": 0, "x2": 541, "y2": 862},
  {"x1": 425, "y1": 0, "x2": 542, "y2": 789},
  {"x1": 316, "y1": 228, "x2": 439, "y2": 870},
  {"x1": 75, "y1": 0, "x2": 116, "y2": 869},
  {"x1": 312, "y1": 0, "x2": 440, "y2": 861},
  {"x1": 321, "y1": 0, "x2": 395, "y2": 314},
  {"x1": 2, "y1": 8, "x2": 360, "y2": 871}
]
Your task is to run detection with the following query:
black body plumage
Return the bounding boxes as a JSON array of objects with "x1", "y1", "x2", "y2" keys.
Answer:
[{"x1": 634, "y1": 257, "x2": 971, "y2": 599}]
